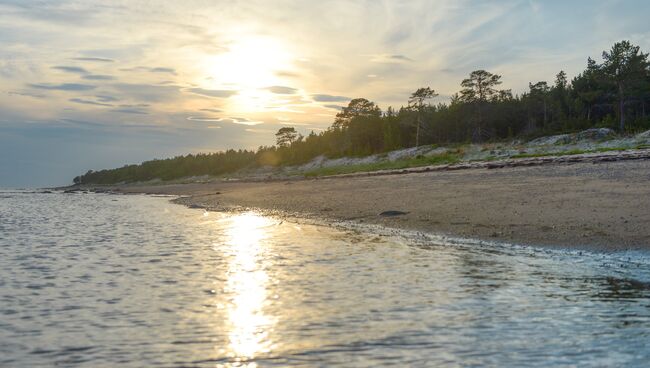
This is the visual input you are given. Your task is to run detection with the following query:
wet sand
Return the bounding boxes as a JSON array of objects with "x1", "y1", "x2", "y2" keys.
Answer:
[{"x1": 112, "y1": 159, "x2": 650, "y2": 251}]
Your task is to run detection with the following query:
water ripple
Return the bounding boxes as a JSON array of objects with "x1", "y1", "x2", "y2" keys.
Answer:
[{"x1": 1, "y1": 192, "x2": 650, "y2": 367}]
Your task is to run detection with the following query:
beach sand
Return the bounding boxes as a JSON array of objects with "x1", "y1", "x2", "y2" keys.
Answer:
[{"x1": 112, "y1": 159, "x2": 650, "y2": 251}]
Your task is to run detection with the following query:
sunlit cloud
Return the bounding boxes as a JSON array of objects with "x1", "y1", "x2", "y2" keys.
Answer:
[
  {"x1": 275, "y1": 70, "x2": 300, "y2": 78},
  {"x1": 186, "y1": 87, "x2": 238, "y2": 98},
  {"x1": 199, "y1": 108, "x2": 223, "y2": 113},
  {"x1": 263, "y1": 86, "x2": 298, "y2": 94},
  {"x1": 186, "y1": 116, "x2": 223, "y2": 122},
  {"x1": 186, "y1": 116, "x2": 263, "y2": 126},
  {"x1": 230, "y1": 117, "x2": 264, "y2": 126}
]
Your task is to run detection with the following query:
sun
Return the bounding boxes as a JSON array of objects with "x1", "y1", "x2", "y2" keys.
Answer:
[
  {"x1": 210, "y1": 36, "x2": 293, "y2": 89},
  {"x1": 203, "y1": 35, "x2": 297, "y2": 113}
]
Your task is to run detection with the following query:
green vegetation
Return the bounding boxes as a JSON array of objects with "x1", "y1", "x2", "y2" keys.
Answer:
[
  {"x1": 510, "y1": 150, "x2": 591, "y2": 159},
  {"x1": 75, "y1": 40, "x2": 650, "y2": 184},
  {"x1": 304, "y1": 152, "x2": 460, "y2": 177},
  {"x1": 510, "y1": 147, "x2": 632, "y2": 159}
]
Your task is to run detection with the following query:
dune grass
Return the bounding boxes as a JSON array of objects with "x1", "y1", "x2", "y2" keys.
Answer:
[
  {"x1": 510, "y1": 146, "x2": 637, "y2": 159},
  {"x1": 304, "y1": 152, "x2": 460, "y2": 177}
]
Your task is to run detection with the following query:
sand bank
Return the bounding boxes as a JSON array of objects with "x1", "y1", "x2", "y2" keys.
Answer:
[{"x1": 111, "y1": 159, "x2": 650, "y2": 251}]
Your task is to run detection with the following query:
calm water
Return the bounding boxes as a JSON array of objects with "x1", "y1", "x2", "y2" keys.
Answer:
[{"x1": 1, "y1": 191, "x2": 650, "y2": 367}]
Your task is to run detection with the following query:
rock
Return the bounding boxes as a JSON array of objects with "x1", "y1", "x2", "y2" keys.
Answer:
[
  {"x1": 528, "y1": 133, "x2": 572, "y2": 146},
  {"x1": 575, "y1": 128, "x2": 615, "y2": 141},
  {"x1": 528, "y1": 128, "x2": 615, "y2": 146},
  {"x1": 379, "y1": 210, "x2": 408, "y2": 217},
  {"x1": 635, "y1": 130, "x2": 650, "y2": 139}
]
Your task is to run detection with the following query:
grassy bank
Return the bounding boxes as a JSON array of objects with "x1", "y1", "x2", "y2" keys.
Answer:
[{"x1": 303, "y1": 152, "x2": 460, "y2": 177}]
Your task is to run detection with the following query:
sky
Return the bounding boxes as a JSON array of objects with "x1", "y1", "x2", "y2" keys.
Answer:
[{"x1": 1, "y1": 0, "x2": 649, "y2": 187}]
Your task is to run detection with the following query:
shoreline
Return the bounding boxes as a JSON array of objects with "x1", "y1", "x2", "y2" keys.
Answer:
[{"x1": 97, "y1": 158, "x2": 650, "y2": 252}]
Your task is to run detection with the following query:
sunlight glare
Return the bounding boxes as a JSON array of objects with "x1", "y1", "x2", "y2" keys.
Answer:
[
  {"x1": 210, "y1": 36, "x2": 292, "y2": 88},
  {"x1": 224, "y1": 213, "x2": 275, "y2": 361}
]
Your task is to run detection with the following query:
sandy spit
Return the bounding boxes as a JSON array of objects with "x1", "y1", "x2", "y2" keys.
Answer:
[{"x1": 108, "y1": 159, "x2": 650, "y2": 252}]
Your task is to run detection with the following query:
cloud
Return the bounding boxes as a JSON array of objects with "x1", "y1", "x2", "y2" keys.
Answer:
[
  {"x1": 121, "y1": 66, "x2": 177, "y2": 75},
  {"x1": 311, "y1": 94, "x2": 351, "y2": 102},
  {"x1": 82, "y1": 74, "x2": 115, "y2": 80},
  {"x1": 186, "y1": 87, "x2": 238, "y2": 98},
  {"x1": 72, "y1": 57, "x2": 115, "y2": 63},
  {"x1": 323, "y1": 104, "x2": 344, "y2": 110},
  {"x1": 119, "y1": 103, "x2": 150, "y2": 107},
  {"x1": 52, "y1": 65, "x2": 88, "y2": 74},
  {"x1": 230, "y1": 117, "x2": 263, "y2": 126},
  {"x1": 110, "y1": 108, "x2": 148, "y2": 115},
  {"x1": 264, "y1": 85, "x2": 298, "y2": 94},
  {"x1": 28, "y1": 83, "x2": 96, "y2": 91},
  {"x1": 369, "y1": 54, "x2": 413, "y2": 63},
  {"x1": 150, "y1": 67, "x2": 176, "y2": 74},
  {"x1": 7, "y1": 90, "x2": 45, "y2": 99},
  {"x1": 200, "y1": 108, "x2": 223, "y2": 113},
  {"x1": 95, "y1": 94, "x2": 119, "y2": 102},
  {"x1": 111, "y1": 83, "x2": 180, "y2": 102},
  {"x1": 186, "y1": 116, "x2": 223, "y2": 122},
  {"x1": 69, "y1": 98, "x2": 113, "y2": 107},
  {"x1": 245, "y1": 128, "x2": 277, "y2": 134},
  {"x1": 186, "y1": 116, "x2": 263, "y2": 126},
  {"x1": 275, "y1": 70, "x2": 300, "y2": 78}
]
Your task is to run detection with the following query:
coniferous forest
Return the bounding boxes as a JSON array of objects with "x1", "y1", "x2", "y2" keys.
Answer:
[{"x1": 75, "y1": 41, "x2": 650, "y2": 184}]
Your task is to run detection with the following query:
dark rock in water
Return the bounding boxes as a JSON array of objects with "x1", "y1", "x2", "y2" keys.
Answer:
[
  {"x1": 41, "y1": 190, "x2": 52, "y2": 194},
  {"x1": 379, "y1": 210, "x2": 408, "y2": 217},
  {"x1": 188, "y1": 204, "x2": 205, "y2": 209}
]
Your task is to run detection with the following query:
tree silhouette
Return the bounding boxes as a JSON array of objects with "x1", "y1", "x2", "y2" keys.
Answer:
[
  {"x1": 276, "y1": 127, "x2": 298, "y2": 147},
  {"x1": 601, "y1": 40, "x2": 649, "y2": 130},
  {"x1": 460, "y1": 70, "x2": 503, "y2": 140},
  {"x1": 332, "y1": 98, "x2": 381, "y2": 130},
  {"x1": 408, "y1": 87, "x2": 438, "y2": 147},
  {"x1": 73, "y1": 41, "x2": 650, "y2": 184}
]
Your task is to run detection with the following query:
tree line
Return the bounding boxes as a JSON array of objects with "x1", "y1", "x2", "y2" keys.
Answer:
[{"x1": 75, "y1": 40, "x2": 650, "y2": 184}]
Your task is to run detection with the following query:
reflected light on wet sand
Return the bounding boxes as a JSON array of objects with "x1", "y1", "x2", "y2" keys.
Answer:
[{"x1": 223, "y1": 213, "x2": 275, "y2": 364}]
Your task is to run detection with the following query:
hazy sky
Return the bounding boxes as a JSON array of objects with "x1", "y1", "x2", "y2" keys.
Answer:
[{"x1": 1, "y1": 0, "x2": 649, "y2": 187}]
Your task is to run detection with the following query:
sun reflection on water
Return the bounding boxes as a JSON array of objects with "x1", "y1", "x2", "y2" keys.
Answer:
[{"x1": 223, "y1": 213, "x2": 275, "y2": 364}]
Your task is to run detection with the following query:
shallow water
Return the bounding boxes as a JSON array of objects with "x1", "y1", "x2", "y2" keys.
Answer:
[{"x1": 1, "y1": 191, "x2": 650, "y2": 367}]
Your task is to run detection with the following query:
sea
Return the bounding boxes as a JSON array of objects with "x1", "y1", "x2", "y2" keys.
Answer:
[{"x1": 1, "y1": 190, "x2": 650, "y2": 367}]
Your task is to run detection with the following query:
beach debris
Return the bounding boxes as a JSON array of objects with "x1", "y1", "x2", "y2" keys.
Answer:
[{"x1": 379, "y1": 210, "x2": 408, "y2": 217}]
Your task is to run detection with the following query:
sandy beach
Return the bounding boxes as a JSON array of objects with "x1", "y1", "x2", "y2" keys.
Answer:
[{"x1": 110, "y1": 158, "x2": 650, "y2": 251}]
